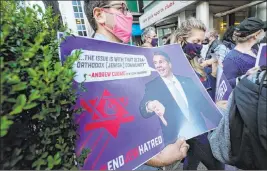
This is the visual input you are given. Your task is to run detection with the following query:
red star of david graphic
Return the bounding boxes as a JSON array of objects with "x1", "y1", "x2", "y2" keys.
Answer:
[{"x1": 80, "y1": 89, "x2": 134, "y2": 138}]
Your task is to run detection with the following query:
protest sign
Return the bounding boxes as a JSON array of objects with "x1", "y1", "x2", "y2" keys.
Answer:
[
  {"x1": 215, "y1": 66, "x2": 232, "y2": 102},
  {"x1": 59, "y1": 36, "x2": 222, "y2": 170},
  {"x1": 255, "y1": 43, "x2": 267, "y2": 67}
]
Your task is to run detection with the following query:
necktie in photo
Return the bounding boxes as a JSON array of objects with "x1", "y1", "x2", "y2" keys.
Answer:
[{"x1": 168, "y1": 81, "x2": 191, "y2": 121}]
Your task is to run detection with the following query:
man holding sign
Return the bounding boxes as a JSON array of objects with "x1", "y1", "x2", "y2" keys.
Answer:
[
  {"x1": 83, "y1": 1, "x2": 190, "y2": 170},
  {"x1": 140, "y1": 51, "x2": 222, "y2": 145}
]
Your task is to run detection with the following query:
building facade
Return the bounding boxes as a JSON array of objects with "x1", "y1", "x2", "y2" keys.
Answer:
[
  {"x1": 21, "y1": 1, "x2": 94, "y2": 37},
  {"x1": 58, "y1": 1, "x2": 93, "y2": 37},
  {"x1": 139, "y1": 0, "x2": 267, "y2": 46}
]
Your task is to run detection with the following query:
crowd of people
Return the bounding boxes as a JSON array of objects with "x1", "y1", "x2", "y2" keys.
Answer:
[{"x1": 84, "y1": 0, "x2": 267, "y2": 170}]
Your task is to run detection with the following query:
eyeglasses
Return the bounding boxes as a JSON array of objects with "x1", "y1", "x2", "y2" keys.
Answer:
[{"x1": 102, "y1": 3, "x2": 130, "y2": 15}]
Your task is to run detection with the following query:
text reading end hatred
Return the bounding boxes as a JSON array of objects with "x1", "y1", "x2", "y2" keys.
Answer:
[{"x1": 105, "y1": 136, "x2": 163, "y2": 170}]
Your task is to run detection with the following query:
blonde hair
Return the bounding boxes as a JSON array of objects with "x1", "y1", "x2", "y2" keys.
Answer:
[
  {"x1": 232, "y1": 30, "x2": 259, "y2": 43},
  {"x1": 170, "y1": 17, "x2": 206, "y2": 45},
  {"x1": 170, "y1": 17, "x2": 207, "y2": 77},
  {"x1": 207, "y1": 28, "x2": 219, "y2": 39},
  {"x1": 190, "y1": 59, "x2": 207, "y2": 78}
]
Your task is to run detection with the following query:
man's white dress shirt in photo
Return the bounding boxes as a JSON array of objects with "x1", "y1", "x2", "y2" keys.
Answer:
[{"x1": 161, "y1": 75, "x2": 201, "y2": 139}]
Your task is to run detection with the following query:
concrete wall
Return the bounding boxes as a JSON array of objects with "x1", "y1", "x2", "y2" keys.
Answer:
[{"x1": 196, "y1": 1, "x2": 210, "y2": 29}]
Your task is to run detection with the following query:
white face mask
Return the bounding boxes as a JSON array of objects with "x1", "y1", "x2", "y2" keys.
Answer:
[{"x1": 256, "y1": 30, "x2": 265, "y2": 43}]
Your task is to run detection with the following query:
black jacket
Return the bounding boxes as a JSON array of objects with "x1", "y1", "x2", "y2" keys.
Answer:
[{"x1": 229, "y1": 70, "x2": 267, "y2": 169}]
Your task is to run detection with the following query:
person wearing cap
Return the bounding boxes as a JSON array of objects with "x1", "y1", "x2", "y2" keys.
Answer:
[{"x1": 222, "y1": 17, "x2": 267, "y2": 88}]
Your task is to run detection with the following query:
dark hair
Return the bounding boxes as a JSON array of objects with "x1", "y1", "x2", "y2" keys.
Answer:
[
  {"x1": 165, "y1": 39, "x2": 171, "y2": 45},
  {"x1": 162, "y1": 34, "x2": 171, "y2": 45},
  {"x1": 162, "y1": 33, "x2": 171, "y2": 39},
  {"x1": 84, "y1": 0, "x2": 111, "y2": 31},
  {"x1": 162, "y1": 33, "x2": 171, "y2": 40},
  {"x1": 222, "y1": 25, "x2": 235, "y2": 43},
  {"x1": 153, "y1": 51, "x2": 171, "y2": 63}
]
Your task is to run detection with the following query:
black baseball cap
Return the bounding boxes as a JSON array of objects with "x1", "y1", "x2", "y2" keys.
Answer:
[{"x1": 235, "y1": 17, "x2": 267, "y2": 37}]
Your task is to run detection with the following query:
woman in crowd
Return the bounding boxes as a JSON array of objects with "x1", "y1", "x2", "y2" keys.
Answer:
[
  {"x1": 223, "y1": 17, "x2": 266, "y2": 88},
  {"x1": 170, "y1": 18, "x2": 218, "y2": 101},
  {"x1": 222, "y1": 25, "x2": 236, "y2": 51},
  {"x1": 141, "y1": 27, "x2": 158, "y2": 47},
  {"x1": 170, "y1": 17, "x2": 224, "y2": 170}
]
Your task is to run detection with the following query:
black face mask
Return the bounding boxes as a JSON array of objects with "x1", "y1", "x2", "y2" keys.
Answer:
[
  {"x1": 202, "y1": 38, "x2": 210, "y2": 45},
  {"x1": 182, "y1": 42, "x2": 203, "y2": 60}
]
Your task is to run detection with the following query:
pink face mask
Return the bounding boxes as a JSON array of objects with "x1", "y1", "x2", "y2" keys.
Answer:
[{"x1": 102, "y1": 9, "x2": 133, "y2": 43}]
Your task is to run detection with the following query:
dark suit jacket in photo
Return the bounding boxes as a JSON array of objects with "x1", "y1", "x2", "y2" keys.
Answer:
[{"x1": 139, "y1": 75, "x2": 222, "y2": 145}]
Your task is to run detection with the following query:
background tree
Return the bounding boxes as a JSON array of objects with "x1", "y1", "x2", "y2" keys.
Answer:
[
  {"x1": 0, "y1": 1, "x2": 80, "y2": 169},
  {"x1": 42, "y1": 0, "x2": 63, "y2": 29}
]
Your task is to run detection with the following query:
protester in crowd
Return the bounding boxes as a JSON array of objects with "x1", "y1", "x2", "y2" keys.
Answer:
[
  {"x1": 83, "y1": 1, "x2": 189, "y2": 170},
  {"x1": 170, "y1": 17, "x2": 224, "y2": 170},
  {"x1": 171, "y1": 18, "x2": 218, "y2": 100},
  {"x1": 222, "y1": 25, "x2": 236, "y2": 51},
  {"x1": 200, "y1": 43, "x2": 209, "y2": 61},
  {"x1": 205, "y1": 29, "x2": 229, "y2": 63},
  {"x1": 84, "y1": 0, "x2": 133, "y2": 43},
  {"x1": 141, "y1": 27, "x2": 158, "y2": 47},
  {"x1": 209, "y1": 66, "x2": 267, "y2": 170},
  {"x1": 223, "y1": 17, "x2": 266, "y2": 88}
]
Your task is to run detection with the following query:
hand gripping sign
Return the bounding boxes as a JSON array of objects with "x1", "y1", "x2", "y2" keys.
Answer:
[{"x1": 59, "y1": 36, "x2": 223, "y2": 170}]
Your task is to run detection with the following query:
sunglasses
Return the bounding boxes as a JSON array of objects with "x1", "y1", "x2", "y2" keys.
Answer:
[{"x1": 101, "y1": 3, "x2": 130, "y2": 15}]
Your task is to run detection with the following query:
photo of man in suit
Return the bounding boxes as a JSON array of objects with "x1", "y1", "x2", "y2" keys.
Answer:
[{"x1": 139, "y1": 51, "x2": 222, "y2": 146}]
